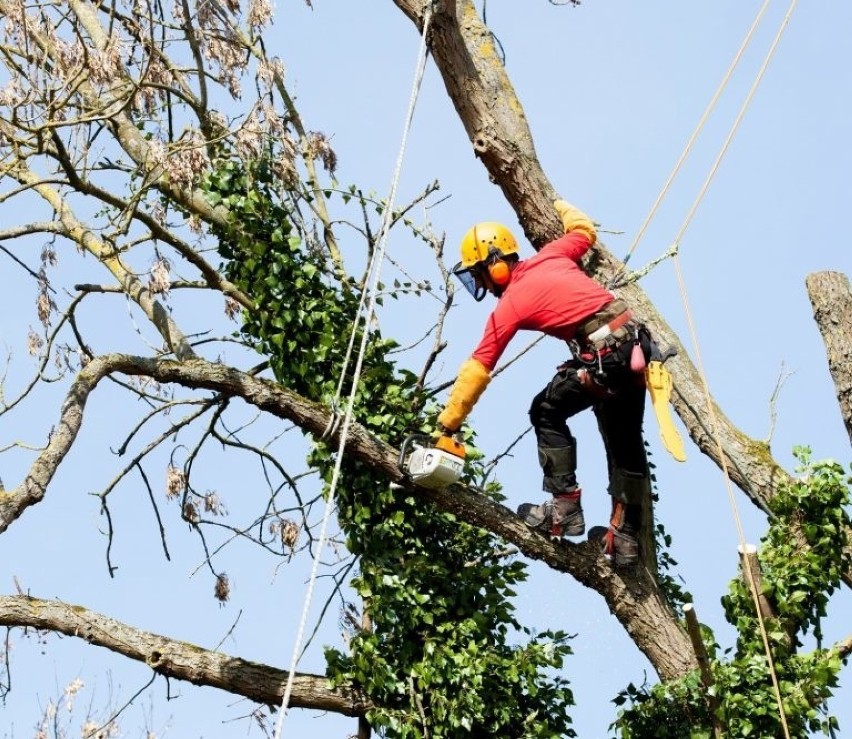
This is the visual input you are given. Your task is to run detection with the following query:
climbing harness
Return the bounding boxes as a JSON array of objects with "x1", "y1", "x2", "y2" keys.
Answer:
[
  {"x1": 569, "y1": 298, "x2": 638, "y2": 379},
  {"x1": 272, "y1": 4, "x2": 436, "y2": 737}
]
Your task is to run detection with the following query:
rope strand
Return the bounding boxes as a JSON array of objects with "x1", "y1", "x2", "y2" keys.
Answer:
[
  {"x1": 671, "y1": 0, "x2": 797, "y2": 248},
  {"x1": 608, "y1": 0, "x2": 773, "y2": 287},
  {"x1": 272, "y1": 5, "x2": 435, "y2": 737}
]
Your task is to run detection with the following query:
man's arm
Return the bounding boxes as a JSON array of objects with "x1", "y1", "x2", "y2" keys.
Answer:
[
  {"x1": 544, "y1": 231, "x2": 594, "y2": 263},
  {"x1": 437, "y1": 357, "x2": 491, "y2": 432},
  {"x1": 549, "y1": 199, "x2": 597, "y2": 262},
  {"x1": 437, "y1": 301, "x2": 522, "y2": 431},
  {"x1": 554, "y1": 199, "x2": 596, "y2": 244}
]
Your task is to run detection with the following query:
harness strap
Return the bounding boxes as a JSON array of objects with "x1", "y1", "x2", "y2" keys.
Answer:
[
  {"x1": 576, "y1": 299, "x2": 637, "y2": 353},
  {"x1": 577, "y1": 298, "x2": 628, "y2": 336},
  {"x1": 586, "y1": 309, "x2": 633, "y2": 343}
]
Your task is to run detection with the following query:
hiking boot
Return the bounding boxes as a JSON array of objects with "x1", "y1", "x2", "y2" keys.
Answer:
[
  {"x1": 588, "y1": 525, "x2": 639, "y2": 569},
  {"x1": 517, "y1": 492, "x2": 585, "y2": 538}
]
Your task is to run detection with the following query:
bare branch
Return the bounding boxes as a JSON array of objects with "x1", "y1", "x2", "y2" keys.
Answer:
[
  {"x1": 764, "y1": 362, "x2": 794, "y2": 446},
  {"x1": 0, "y1": 594, "x2": 371, "y2": 716},
  {"x1": 3, "y1": 158, "x2": 194, "y2": 358}
]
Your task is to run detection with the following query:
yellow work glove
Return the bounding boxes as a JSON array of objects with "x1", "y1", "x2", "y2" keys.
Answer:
[
  {"x1": 554, "y1": 199, "x2": 597, "y2": 245},
  {"x1": 437, "y1": 357, "x2": 491, "y2": 432}
]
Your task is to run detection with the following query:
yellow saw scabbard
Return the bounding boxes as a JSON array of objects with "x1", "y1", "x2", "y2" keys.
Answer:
[{"x1": 645, "y1": 360, "x2": 687, "y2": 462}]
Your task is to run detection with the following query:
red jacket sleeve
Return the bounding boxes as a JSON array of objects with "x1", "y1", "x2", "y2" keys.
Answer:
[
  {"x1": 470, "y1": 300, "x2": 520, "y2": 372},
  {"x1": 544, "y1": 231, "x2": 593, "y2": 262}
]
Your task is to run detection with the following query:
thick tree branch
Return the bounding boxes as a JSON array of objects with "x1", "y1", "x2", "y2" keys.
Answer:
[
  {"x1": 805, "y1": 270, "x2": 852, "y2": 573},
  {"x1": 394, "y1": 0, "x2": 561, "y2": 248},
  {"x1": 0, "y1": 353, "x2": 696, "y2": 680},
  {"x1": 0, "y1": 594, "x2": 370, "y2": 716}
]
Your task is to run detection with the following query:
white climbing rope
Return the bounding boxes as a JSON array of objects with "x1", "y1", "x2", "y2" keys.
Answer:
[
  {"x1": 273, "y1": 4, "x2": 436, "y2": 737},
  {"x1": 608, "y1": 0, "x2": 773, "y2": 288},
  {"x1": 660, "y1": 2, "x2": 801, "y2": 736}
]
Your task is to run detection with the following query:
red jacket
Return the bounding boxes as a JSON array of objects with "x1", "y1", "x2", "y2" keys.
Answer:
[{"x1": 471, "y1": 232, "x2": 613, "y2": 371}]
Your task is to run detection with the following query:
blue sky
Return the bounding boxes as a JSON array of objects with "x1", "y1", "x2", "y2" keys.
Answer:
[{"x1": 2, "y1": 1, "x2": 851, "y2": 737}]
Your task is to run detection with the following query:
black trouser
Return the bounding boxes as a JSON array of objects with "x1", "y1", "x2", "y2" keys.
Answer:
[{"x1": 528, "y1": 331, "x2": 652, "y2": 497}]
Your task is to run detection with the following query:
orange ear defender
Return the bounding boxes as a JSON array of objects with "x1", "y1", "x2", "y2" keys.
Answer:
[{"x1": 488, "y1": 259, "x2": 511, "y2": 286}]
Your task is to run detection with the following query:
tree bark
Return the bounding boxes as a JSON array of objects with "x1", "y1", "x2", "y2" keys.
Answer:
[
  {"x1": 805, "y1": 271, "x2": 852, "y2": 445},
  {"x1": 0, "y1": 595, "x2": 370, "y2": 716}
]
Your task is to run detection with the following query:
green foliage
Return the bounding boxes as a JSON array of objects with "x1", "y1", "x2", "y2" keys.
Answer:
[
  {"x1": 203, "y1": 159, "x2": 576, "y2": 737},
  {"x1": 613, "y1": 448, "x2": 851, "y2": 738},
  {"x1": 611, "y1": 671, "x2": 712, "y2": 739},
  {"x1": 714, "y1": 448, "x2": 850, "y2": 737}
]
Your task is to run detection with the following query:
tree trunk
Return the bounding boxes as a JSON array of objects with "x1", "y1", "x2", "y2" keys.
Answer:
[{"x1": 805, "y1": 271, "x2": 852, "y2": 445}]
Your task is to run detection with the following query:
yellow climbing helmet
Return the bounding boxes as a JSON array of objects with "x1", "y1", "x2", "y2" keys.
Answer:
[
  {"x1": 453, "y1": 222, "x2": 519, "y2": 301},
  {"x1": 458, "y1": 222, "x2": 519, "y2": 268}
]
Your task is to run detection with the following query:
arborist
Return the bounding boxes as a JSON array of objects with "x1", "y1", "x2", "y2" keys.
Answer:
[{"x1": 436, "y1": 200, "x2": 655, "y2": 568}]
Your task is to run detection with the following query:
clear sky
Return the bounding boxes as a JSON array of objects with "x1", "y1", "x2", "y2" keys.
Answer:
[{"x1": 2, "y1": 2, "x2": 851, "y2": 738}]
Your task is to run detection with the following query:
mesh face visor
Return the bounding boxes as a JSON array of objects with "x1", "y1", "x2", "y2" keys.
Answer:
[{"x1": 452, "y1": 262, "x2": 487, "y2": 302}]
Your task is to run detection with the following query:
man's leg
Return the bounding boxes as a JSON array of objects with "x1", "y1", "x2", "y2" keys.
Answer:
[
  {"x1": 518, "y1": 363, "x2": 594, "y2": 537},
  {"x1": 592, "y1": 378, "x2": 650, "y2": 567}
]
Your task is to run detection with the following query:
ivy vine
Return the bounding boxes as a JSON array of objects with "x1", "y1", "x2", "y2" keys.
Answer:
[{"x1": 203, "y1": 158, "x2": 577, "y2": 738}]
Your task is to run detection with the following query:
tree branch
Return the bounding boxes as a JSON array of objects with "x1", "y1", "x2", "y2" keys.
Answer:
[
  {"x1": 4, "y1": 158, "x2": 194, "y2": 359},
  {"x1": 0, "y1": 594, "x2": 370, "y2": 716},
  {"x1": 0, "y1": 353, "x2": 697, "y2": 680}
]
